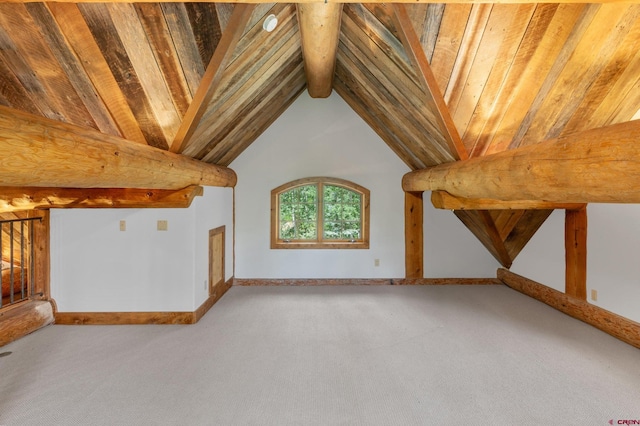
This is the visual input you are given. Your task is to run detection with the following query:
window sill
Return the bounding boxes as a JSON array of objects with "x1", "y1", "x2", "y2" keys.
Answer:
[{"x1": 271, "y1": 241, "x2": 369, "y2": 249}]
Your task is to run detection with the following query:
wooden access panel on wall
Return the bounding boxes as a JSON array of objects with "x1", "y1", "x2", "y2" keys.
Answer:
[{"x1": 209, "y1": 226, "x2": 225, "y2": 297}]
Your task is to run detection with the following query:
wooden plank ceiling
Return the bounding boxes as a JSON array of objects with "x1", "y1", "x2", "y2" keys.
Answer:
[{"x1": 0, "y1": 2, "x2": 639, "y2": 267}]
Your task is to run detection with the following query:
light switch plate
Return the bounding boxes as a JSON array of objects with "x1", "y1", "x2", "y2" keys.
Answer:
[{"x1": 157, "y1": 220, "x2": 168, "y2": 231}]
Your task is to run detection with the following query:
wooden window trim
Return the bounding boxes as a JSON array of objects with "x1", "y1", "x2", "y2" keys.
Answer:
[{"x1": 271, "y1": 177, "x2": 370, "y2": 249}]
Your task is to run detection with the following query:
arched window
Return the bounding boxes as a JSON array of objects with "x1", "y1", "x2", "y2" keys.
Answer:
[{"x1": 271, "y1": 177, "x2": 370, "y2": 249}]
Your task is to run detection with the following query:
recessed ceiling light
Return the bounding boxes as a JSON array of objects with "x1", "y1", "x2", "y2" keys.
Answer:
[{"x1": 263, "y1": 14, "x2": 278, "y2": 32}]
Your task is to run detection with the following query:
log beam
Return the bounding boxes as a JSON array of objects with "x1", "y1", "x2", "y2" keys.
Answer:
[
  {"x1": 0, "y1": 106, "x2": 237, "y2": 189},
  {"x1": 403, "y1": 121, "x2": 640, "y2": 203},
  {"x1": 297, "y1": 3, "x2": 343, "y2": 98},
  {"x1": 499, "y1": 269, "x2": 640, "y2": 350},
  {"x1": 431, "y1": 191, "x2": 586, "y2": 211},
  {"x1": 565, "y1": 206, "x2": 587, "y2": 300},
  {"x1": 0, "y1": 186, "x2": 203, "y2": 213},
  {"x1": 0, "y1": 300, "x2": 55, "y2": 347}
]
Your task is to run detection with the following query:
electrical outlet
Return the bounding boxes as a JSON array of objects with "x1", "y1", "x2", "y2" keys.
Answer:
[
  {"x1": 119, "y1": 220, "x2": 126, "y2": 231},
  {"x1": 374, "y1": 259, "x2": 380, "y2": 267},
  {"x1": 591, "y1": 289, "x2": 598, "y2": 301},
  {"x1": 157, "y1": 220, "x2": 168, "y2": 231}
]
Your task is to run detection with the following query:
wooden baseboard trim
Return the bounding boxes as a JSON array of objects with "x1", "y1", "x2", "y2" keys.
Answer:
[
  {"x1": 233, "y1": 278, "x2": 501, "y2": 286},
  {"x1": 394, "y1": 278, "x2": 501, "y2": 285},
  {"x1": 55, "y1": 277, "x2": 234, "y2": 326},
  {"x1": 498, "y1": 268, "x2": 640, "y2": 349},
  {"x1": 1, "y1": 300, "x2": 55, "y2": 347},
  {"x1": 54, "y1": 310, "x2": 194, "y2": 325},
  {"x1": 194, "y1": 277, "x2": 233, "y2": 323}
]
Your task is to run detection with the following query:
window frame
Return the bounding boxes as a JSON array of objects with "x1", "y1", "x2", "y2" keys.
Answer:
[{"x1": 270, "y1": 177, "x2": 370, "y2": 249}]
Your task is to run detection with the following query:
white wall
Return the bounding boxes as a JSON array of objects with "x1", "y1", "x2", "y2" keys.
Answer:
[
  {"x1": 192, "y1": 187, "x2": 234, "y2": 308},
  {"x1": 51, "y1": 187, "x2": 233, "y2": 312},
  {"x1": 232, "y1": 91, "x2": 499, "y2": 279},
  {"x1": 510, "y1": 210, "x2": 566, "y2": 292},
  {"x1": 49, "y1": 91, "x2": 515, "y2": 313},
  {"x1": 511, "y1": 205, "x2": 640, "y2": 323},
  {"x1": 424, "y1": 200, "x2": 501, "y2": 278}
]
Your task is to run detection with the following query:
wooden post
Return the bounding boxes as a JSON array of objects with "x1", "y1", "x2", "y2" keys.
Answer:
[
  {"x1": 405, "y1": 191, "x2": 423, "y2": 278},
  {"x1": 31, "y1": 210, "x2": 50, "y2": 301},
  {"x1": 565, "y1": 206, "x2": 587, "y2": 300}
]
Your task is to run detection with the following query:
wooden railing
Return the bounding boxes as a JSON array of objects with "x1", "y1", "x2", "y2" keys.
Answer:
[{"x1": 1, "y1": 217, "x2": 39, "y2": 308}]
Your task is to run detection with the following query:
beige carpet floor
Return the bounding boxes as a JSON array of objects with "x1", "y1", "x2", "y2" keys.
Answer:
[{"x1": 1, "y1": 285, "x2": 639, "y2": 425}]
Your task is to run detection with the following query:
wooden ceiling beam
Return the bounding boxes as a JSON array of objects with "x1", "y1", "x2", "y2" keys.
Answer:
[
  {"x1": 0, "y1": 106, "x2": 237, "y2": 189},
  {"x1": 297, "y1": 3, "x2": 343, "y2": 98},
  {"x1": 0, "y1": 186, "x2": 203, "y2": 213},
  {"x1": 431, "y1": 191, "x2": 586, "y2": 211},
  {"x1": 478, "y1": 210, "x2": 512, "y2": 268},
  {"x1": 169, "y1": 4, "x2": 254, "y2": 154},
  {"x1": 390, "y1": 4, "x2": 467, "y2": 161},
  {"x1": 0, "y1": 1, "x2": 623, "y2": 4},
  {"x1": 403, "y1": 120, "x2": 640, "y2": 203}
]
